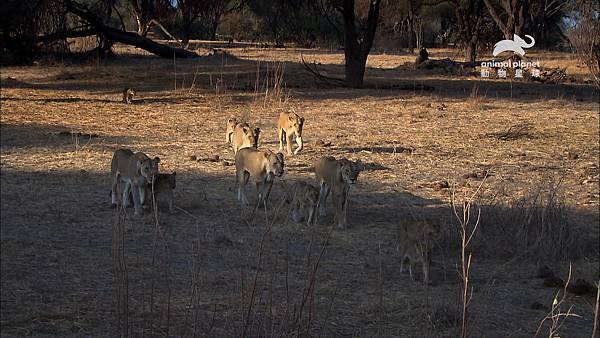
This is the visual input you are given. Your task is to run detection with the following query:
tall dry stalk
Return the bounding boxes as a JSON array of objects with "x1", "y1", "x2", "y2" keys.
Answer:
[
  {"x1": 452, "y1": 178, "x2": 485, "y2": 338},
  {"x1": 112, "y1": 206, "x2": 129, "y2": 336},
  {"x1": 593, "y1": 281, "x2": 599, "y2": 338},
  {"x1": 535, "y1": 264, "x2": 581, "y2": 337}
]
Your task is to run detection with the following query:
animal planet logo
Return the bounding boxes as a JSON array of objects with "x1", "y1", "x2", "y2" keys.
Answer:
[{"x1": 493, "y1": 34, "x2": 535, "y2": 57}]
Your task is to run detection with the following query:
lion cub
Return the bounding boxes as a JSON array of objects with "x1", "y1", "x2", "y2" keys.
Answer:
[
  {"x1": 225, "y1": 117, "x2": 238, "y2": 143},
  {"x1": 277, "y1": 112, "x2": 304, "y2": 155},
  {"x1": 231, "y1": 122, "x2": 260, "y2": 154},
  {"x1": 122, "y1": 87, "x2": 135, "y2": 104},
  {"x1": 286, "y1": 181, "x2": 319, "y2": 226},
  {"x1": 147, "y1": 172, "x2": 176, "y2": 213},
  {"x1": 314, "y1": 156, "x2": 362, "y2": 229},
  {"x1": 398, "y1": 220, "x2": 440, "y2": 283}
]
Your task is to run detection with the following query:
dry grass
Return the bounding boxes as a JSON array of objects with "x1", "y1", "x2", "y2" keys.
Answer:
[{"x1": 1, "y1": 45, "x2": 598, "y2": 336}]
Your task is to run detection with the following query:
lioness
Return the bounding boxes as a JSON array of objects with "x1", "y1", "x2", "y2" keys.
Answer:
[
  {"x1": 225, "y1": 117, "x2": 238, "y2": 143},
  {"x1": 286, "y1": 181, "x2": 319, "y2": 226},
  {"x1": 122, "y1": 87, "x2": 135, "y2": 104},
  {"x1": 111, "y1": 149, "x2": 160, "y2": 216},
  {"x1": 277, "y1": 112, "x2": 304, "y2": 155},
  {"x1": 398, "y1": 220, "x2": 440, "y2": 283},
  {"x1": 231, "y1": 123, "x2": 260, "y2": 155},
  {"x1": 235, "y1": 148, "x2": 284, "y2": 208},
  {"x1": 314, "y1": 156, "x2": 362, "y2": 229}
]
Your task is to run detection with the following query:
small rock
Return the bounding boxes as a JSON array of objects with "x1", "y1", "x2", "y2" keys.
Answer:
[
  {"x1": 215, "y1": 235, "x2": 233, "y2": 246},
  {"x1": 529, "y1": 302, "x2": 549, "y2": 311},
  {"x1": 543, "y1": 275, "x2": 565, "y2": 288},
  {"x1": 316, "y1": 139, "x2": 332, "y2": 147},
  {"x1": 567, "y1": 151, "x2": 579, "y2": 160},
  {"x1": 536, "y1": 264, "x2": 554, "y2": 279},
  {"x1": 189, "y1": 155, "x2": 197, "y2": 161},
  {"x1": 567, "y1": 278, "x2": 595, "y2": 295},
  {"x1": 432, "y1": 180, "x2": 450, "y2": 191}
]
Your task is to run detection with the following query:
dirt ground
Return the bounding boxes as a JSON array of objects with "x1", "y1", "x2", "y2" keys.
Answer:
[{"x1": 1, "y1": 46, "x2": 599, "y2": 337}]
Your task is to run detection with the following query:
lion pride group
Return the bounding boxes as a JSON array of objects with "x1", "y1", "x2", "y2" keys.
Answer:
[{"x1": 110, "y1": 111, "x2": 437, "y2": 283}]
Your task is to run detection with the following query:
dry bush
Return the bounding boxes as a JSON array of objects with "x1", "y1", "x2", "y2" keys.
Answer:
[{"x1": 477, "y1": 178, "x2": 580, "y2": 261}]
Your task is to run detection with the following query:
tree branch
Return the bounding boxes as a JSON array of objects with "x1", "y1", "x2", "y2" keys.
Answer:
[{"x1": 483, "y1": 0, "x2": 508, "y2": 35}]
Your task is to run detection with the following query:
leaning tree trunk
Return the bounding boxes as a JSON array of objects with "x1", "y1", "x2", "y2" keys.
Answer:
[{"x1": 66, "y1": 0, "x2": 197, "y2": 58}]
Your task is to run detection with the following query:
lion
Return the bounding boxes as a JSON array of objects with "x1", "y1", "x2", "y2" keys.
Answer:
[
  {"x1": 148, "y1": 172, "x2": 176, "y2": 213},
  {"x1": 225, "y1": 117, "x2": 238, "y2": 143},
  {"x1": 285, "y1": 181, "x2": 319, "y2": 226},
  {"x1": 231, "y1": 122, "x2": 260, "y2": 155},
  {"x1": 277, "y1": 112, "x2": 304, "y2": 155},
  {"x1": 122, "y1": 87, "x2": 135, "y2": 104},
  {"x1": 397, "y1": 220, "x2": 440, "y2": 283},
  {"x1": 235, "y1": 148, "x2": 284, "y2": 208},
  {"x1": 314, "y1": 156, "x2": 362, "y2": 229},
  {"x1": 110, "y1": 149, "x2": 160, "y2": 216},
  {"x1": 119, "y1": 172, "x2": 177, "y2": 213}
]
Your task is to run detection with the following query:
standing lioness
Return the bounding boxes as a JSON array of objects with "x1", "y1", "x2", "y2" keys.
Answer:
[
  {"x1": 111, "y1": 149, "x2": 160, "y2": 216},
  {"x1": 277, "y1": 112, "x2": 304, "y2": 155},
  {"x1": 315, "y1": 156, "x2": 362, "y2": 229},
  {"x1": 231, "y1": 122, "x2": 260, "y2": 154},
  {"x1": 235, "y1": 148, "x2": 284, "y2": 208}
]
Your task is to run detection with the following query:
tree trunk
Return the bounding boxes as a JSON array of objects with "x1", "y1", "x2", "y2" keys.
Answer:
[
  {"x1": 341, "y1": 0, "x2": 381, "y2": 88},
  {"x1": 345, "y1": 51, "x2": 367, "y2": 88},
  {"x1": 465, "y1": 42, "x2": 476, "y2": 62}
]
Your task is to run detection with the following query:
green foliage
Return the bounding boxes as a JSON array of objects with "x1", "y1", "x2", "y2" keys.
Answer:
[{"x1": 245, "y1": 0, "x2": 342, "y2": 47}]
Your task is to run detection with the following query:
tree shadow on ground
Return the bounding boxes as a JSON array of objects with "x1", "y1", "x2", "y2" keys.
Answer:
[
  {"x1": 1, "y1": 165, "x2": 598, "y2": 337},
  {"x1": 2, "y1": 51, "x2": 597, "y2": 104},
  {"x1": 0, "y1": 122, "x2": 138, "y2": 149}
]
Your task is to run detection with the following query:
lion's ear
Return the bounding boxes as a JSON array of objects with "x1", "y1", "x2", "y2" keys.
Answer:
[
  {"x1": 300, "y1": 117, "x2": 305, "y2": 124},
  {"x1": 355, "y1": 159, "x2": 363, "y2": 170},
  {"x1": 154, "y1": 156, "x2": 161, "y2": 163},
  {"x1": 254, "y1": 127, "x2": 260, "y2": 135},
  {"x1": 288, "y1": 114, "x2": 294, "y2": 121},
  {"x1": 264, "y1": 151, "x2": 271, "y2": 158},
  {"x1": 276, "y1": 152, "x2": 284, "y2": 162}
]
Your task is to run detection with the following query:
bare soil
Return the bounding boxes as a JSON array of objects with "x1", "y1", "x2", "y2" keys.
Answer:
[{"x1": 1, "y1": 46, "x2": 598, "y2": 337}]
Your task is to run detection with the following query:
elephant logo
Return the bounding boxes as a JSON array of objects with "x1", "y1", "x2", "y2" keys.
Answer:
[{"x1": 492, "y1": 34, "x2": 535, "y2": 57}]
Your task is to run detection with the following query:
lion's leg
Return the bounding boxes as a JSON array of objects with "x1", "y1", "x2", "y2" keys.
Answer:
[
  {"x1": 340, "y1": 186, "x2": 349, "y2": 229},
  {"x1": 333, "y1": 191, "x2": 345, "y2": 229},
  {"x1": 286, "y1": 133, "x2": 294, "y2": 155},
  {"x1": 293, "y1": 132, "x2": 303, "y2": 154},
  {"x1": 112, "y1": 172, "x2": 120, "y2": 205},
  {"x1": 122, "y1": 181, "x2": 131, "y2": 208},
  {"x1": 239, "y1": 171, "x2": 250, "y2": 206},
  {"x1": 317, "y1": 182, "x2": 329, "y2": 217},
  {"x1": 168, "y1": 191, "x2": 175, "y2": 214},
  {"x1": 139, "y1": 185, "x2": 146, "y2": 206},
  {"x1": 131, "y1": 184, "x2": 143, "y2": 216},
  {"x1": 307, "y1": 202, "x2": 316, "y2": 226},
  {"x1": 409, "y1": 260, "x2": 415, "y2": 281},
  {"x1": 278, "y1": 128, "x2": 285, "y2": 152}
]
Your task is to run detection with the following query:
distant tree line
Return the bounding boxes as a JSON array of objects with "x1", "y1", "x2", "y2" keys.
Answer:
[{"x1": 1, "y1": 0, "x2": 598, "y2": 87}]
